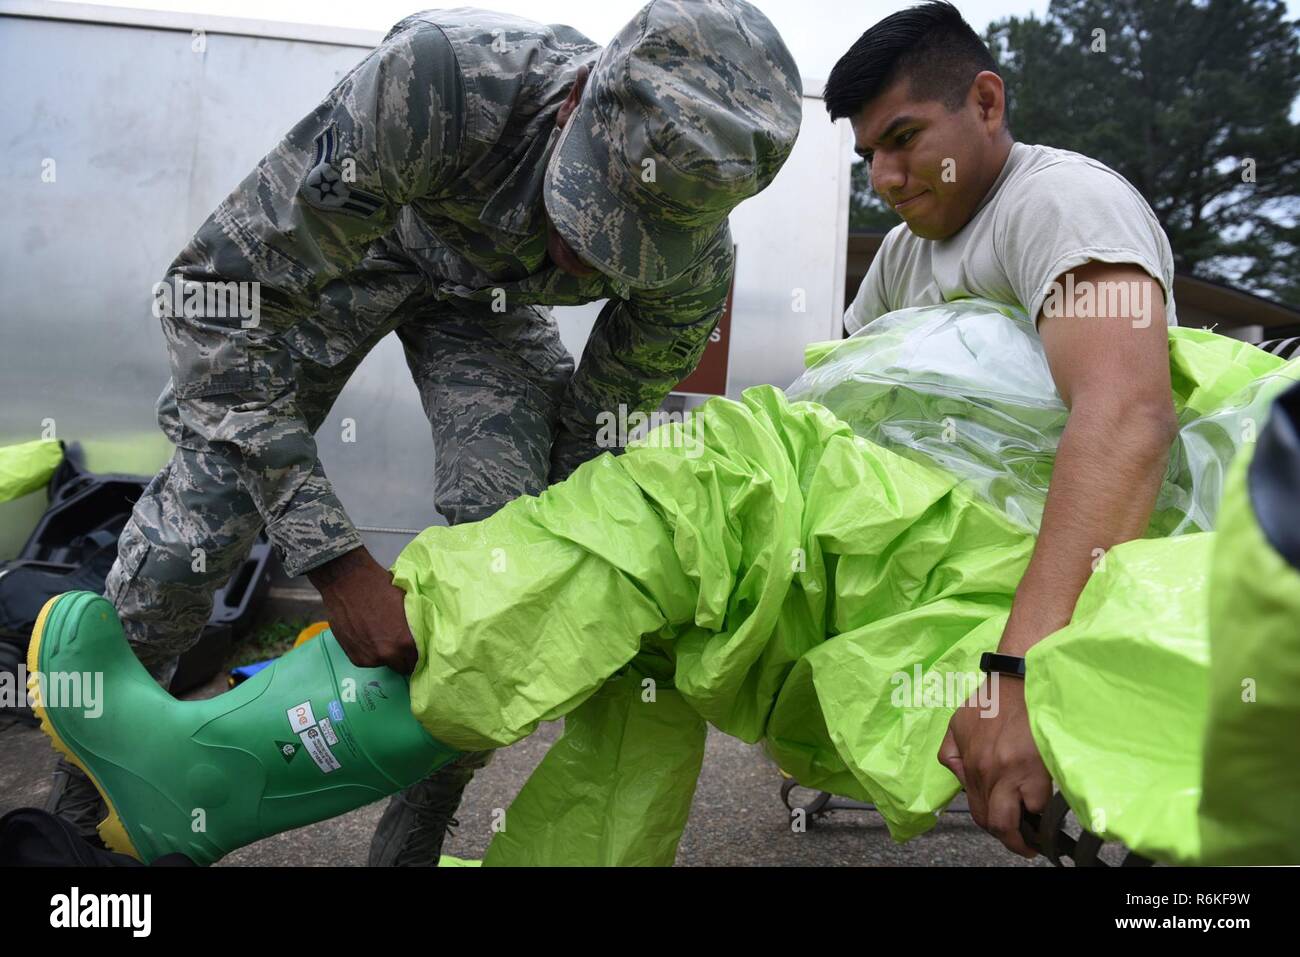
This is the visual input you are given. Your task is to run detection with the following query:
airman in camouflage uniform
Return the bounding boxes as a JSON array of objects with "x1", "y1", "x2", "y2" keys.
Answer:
[{"x1": 53, "y1": 0, "x2": 802, "y2": 865}]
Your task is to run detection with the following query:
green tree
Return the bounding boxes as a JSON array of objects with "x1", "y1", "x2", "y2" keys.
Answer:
[
  {"x1": 986, "y1": 0, "x2": 1300, "y2": 305},
  {"x1": 845, "y1": 0, "x2": 1300, "y2": 304}
]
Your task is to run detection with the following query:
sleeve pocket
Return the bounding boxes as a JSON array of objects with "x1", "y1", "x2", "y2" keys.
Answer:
[{"x1": 169, "y1": 325, "x2": 256, "y2": 400}]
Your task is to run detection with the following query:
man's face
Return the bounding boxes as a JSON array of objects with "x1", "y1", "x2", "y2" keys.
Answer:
[
  {"x1": 851, "y1": 77, "x2": 1001, "y2": 241},
  {"x1": 545, "y1": 213, "x2": 597, "y2": 278},
  {"x1": 543, "y1": 64, "x2": 599, "y2": 279}
]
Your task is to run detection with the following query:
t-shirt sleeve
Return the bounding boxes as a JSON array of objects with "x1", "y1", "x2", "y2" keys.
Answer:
[
  {"x1": 844, "y1": 234, "x2": 894, "y2": 335},
  {"x1": 995, "y1": 161, "x2": 1174, "y2": 326}
]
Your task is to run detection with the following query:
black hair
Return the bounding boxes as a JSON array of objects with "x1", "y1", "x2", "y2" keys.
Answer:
[{"x1": 824, "y1": 1, "x2": 1001, "y2": 121}]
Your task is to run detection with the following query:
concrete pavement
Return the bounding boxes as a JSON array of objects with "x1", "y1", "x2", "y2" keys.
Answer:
[{"x1": 2, "y1": 710, "x2": 1050, "y2": 866}]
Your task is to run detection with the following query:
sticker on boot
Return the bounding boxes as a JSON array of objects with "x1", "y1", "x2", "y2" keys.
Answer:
[
  {"x1": 287, "y1": 700, "x2": 316, "y2": 733},
  {"x1": 318, "y1": 717, "x2": 339, "y2": 747},
  {"x1": 299, "y1": 726, "x2": 341, "y2": 774}
]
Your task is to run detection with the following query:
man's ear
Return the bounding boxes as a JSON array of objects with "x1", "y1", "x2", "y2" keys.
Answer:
[
  {"x1": 556, "y1": 65, "x2": 590, "y2": 130},
  {"x1": 970, "y1": 70, "x2": 1007, "y2": 132}
]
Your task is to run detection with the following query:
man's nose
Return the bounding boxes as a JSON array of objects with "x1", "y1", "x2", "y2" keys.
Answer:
[{"x1": 871, "y1": 153, "x2": 906, "y2": 196}]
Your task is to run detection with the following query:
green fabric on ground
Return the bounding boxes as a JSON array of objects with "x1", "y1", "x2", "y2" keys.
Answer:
[{"x1": 0, "y1": 439, "x2": 61, "y2": 503}]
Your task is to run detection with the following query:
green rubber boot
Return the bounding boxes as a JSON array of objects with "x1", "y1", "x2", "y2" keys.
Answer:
[{"x1": 28, "y1": 591, "x2": 460, "y2": 865}]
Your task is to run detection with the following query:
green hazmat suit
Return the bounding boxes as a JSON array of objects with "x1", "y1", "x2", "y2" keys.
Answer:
[
  {"x1": 395, "y1": 386, "x2": 1035, "y2": 860},
  {"x1": 31, "y1": 301, "x2": 1296, "y2": 865},
  {"x1": 791, "y1": 301, "x2": 1287, "y2": 534},
  {"x1": 389, "y1": 301, "x2": 1299, "y2": 864},
  {"x1": 1026, "y1": 381, "x2": 1300, "y2": 865},
  {"x1": 1199, "y1": 381, "x2": 1300, "y2": 864}
]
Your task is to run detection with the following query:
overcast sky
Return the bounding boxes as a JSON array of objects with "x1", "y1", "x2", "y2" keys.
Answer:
[
  {"x1": 51, "y1": 0, "x2": 1097, "y2": 82},
  {"x1": 64, "y1": 0, "x2": 1300, "y2": 100}
]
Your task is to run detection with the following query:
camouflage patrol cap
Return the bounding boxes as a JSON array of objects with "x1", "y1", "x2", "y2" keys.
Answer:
[{"x1": 544, "y1": 0, "x2": 802, "y2": 289}]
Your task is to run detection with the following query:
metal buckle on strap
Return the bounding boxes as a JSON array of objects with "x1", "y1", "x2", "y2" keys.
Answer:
[{"x1": 1020, "y1": 792, "x2": 1154, "y2": 867}]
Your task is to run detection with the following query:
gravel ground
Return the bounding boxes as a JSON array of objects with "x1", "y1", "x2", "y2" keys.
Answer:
[{"x1": 3, "y1": 708, "x2": 1047, "y2": 866}]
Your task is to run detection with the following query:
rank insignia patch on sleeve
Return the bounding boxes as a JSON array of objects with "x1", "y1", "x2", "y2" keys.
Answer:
[{"x1": 301, "y1": 125, "x2": 384, "y2": 218}]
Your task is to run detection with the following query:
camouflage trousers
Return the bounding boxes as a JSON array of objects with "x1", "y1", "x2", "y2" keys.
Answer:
[{"x1": 103, "y1": 289, "x2": 576, "y2": 796}]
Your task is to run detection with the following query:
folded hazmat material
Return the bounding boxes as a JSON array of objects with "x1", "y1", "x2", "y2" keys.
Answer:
[
  {"x1": 0, "y1": 439, "x2": 62, "y2": 504},
  {"x1": 391, "y1": 300, "x2": 1300, "y2": 864}
]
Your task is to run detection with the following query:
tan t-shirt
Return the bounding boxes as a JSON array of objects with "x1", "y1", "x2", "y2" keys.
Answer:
[{"x1": 845, "y1": 142, "x2": 1178, "y2": 334}]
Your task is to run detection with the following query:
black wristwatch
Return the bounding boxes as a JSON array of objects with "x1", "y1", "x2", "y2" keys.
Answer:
[{"x1": 979, "y1": 652, "x2": 1026, "y2": 678}]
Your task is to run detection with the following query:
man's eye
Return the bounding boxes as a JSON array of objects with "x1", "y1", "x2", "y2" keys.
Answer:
[
  {"x1": 898, "y1": 130, "x2": 917, "y2": 146},
  {"x1": 862, "y1": 151, "x2": 875, "y2": 164}
]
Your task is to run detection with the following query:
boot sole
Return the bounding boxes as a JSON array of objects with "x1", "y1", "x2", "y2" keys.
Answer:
[{"x1": 27, "y1": 593, "x2": 141, "y2": 861}]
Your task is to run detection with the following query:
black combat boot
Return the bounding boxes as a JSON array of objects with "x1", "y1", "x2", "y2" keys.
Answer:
[
  {"x1": 45, "y1": 756, "x2": 107, "y2": 849},
  {"x1": 367, "y1": 753, "x2": 487, "y2": 866}
]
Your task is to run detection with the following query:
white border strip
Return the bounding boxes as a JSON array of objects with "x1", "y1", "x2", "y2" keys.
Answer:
[
  {"x1": 0, "y1": 0, "x2": 384, "y2": 47},
  {"x1": 0, "y1": 0, "x2": 826, "y2": 95}
]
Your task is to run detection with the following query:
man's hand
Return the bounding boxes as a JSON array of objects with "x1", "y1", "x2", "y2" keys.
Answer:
[
  {"x1": 306, "y1": 546, "x2": 418, "y2": 674},
  {"x1": 940, "y1": 678, "x2": 1052, "y2": 858}
]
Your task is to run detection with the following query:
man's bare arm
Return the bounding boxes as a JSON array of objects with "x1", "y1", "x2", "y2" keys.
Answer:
[
  {"x1": 1004, "y1": 260, "x2": 1179, "y2": 653},
  {"x1": 940, "y1": 260, "x2": 1179, "y2": 857}
]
